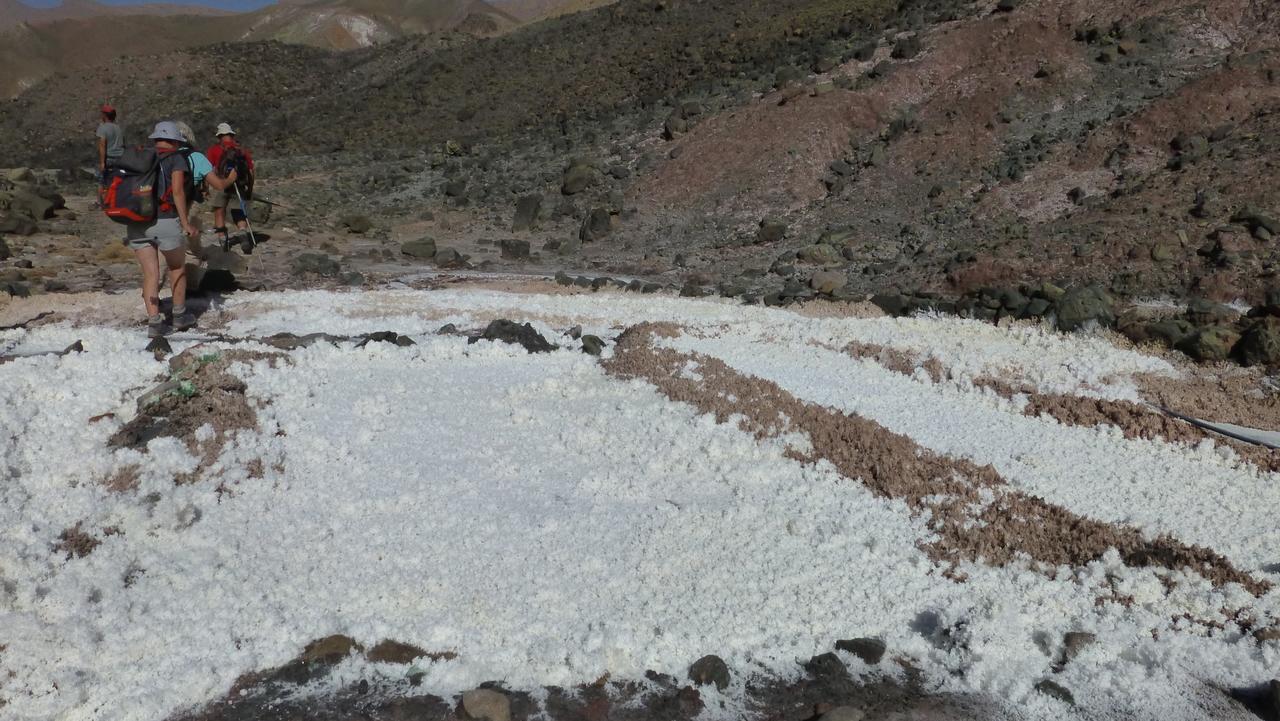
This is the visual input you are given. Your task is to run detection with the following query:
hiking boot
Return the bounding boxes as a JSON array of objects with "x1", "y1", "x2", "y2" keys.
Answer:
[
  {"x1": 172, "y1": 311, "x2": 197, "y2": 332},
  {"x1": 240, "y1": 233, "x2": 256, "y2": 255},
  {"x1": 147, "y1": 315, "x2": 167, "y2": 338}
]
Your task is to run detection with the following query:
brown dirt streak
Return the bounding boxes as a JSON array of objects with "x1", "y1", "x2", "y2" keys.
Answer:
[
  {"x1": 603, "y1": 324, "x2": 1267, "y2": 595},
  {"x1": 109, "y1": 348, "x2": 283, "y2": 480}
]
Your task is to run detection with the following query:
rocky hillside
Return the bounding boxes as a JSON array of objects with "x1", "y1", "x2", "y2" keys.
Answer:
[
  {"x1": 0, "y1": 0, "x2": 228, "y2": 29},
  {"x1": 4, "y1": 0, "x2": 1280, "y2": 315},
  {"x1": 0, "y1": 0, "x2": 565, "y2": 96}
]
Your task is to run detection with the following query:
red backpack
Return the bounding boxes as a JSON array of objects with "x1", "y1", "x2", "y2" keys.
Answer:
[{"x1": 101, "y1": 146, "x2": 194, "y2": 224}]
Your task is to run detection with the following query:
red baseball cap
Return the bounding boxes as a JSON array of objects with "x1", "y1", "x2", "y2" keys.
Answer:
[{"x1": 101, "y1": 104, "x2": 115, "y2": 114}]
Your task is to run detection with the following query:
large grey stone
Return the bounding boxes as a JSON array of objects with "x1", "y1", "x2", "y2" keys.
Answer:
[
  {"x1": 512, "y1": 195, "x2": 542, "y2": 231},
  {"x1": 1055, "y1": 286, "x2": 1115, "y2": 331},
  {"x1": 562, "y1": 163, "x2": 594, "y2": 195},
  {"x1": 461, "y1": 688, "x2": 510, "y2": 721},
  {"x1": 402, "y1": 238, "x2": 438, "y2": 259}
]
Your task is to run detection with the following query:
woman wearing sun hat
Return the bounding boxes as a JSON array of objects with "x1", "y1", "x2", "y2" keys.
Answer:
[{"x1": 125, "y1": 121, "x2": 200, "y2": 337}]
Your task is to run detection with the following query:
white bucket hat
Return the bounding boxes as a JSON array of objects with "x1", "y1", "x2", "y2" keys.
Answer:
[
  {"x1": 215, "y1": 122, "x2": 236, "y2": 137},
  {"x1": 148, "y1": 121, "x2": 184, "y2": 142}
]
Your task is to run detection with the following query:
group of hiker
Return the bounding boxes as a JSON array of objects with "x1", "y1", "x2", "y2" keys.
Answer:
[{"x1": 96, "y1": 105, "x2": 256, "y2": 337}]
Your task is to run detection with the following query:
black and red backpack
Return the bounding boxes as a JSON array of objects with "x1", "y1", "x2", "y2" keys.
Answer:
[
  {"x1": 101, "y1": 146, "x2": 196, "y2": 224},
  {"x1": 216, "y1": 143, "x2": 254, "y2": 198}
]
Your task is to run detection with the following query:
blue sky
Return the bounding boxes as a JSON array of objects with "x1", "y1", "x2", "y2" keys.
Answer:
[{"x1": 21, "y1": 0, "x2": 277, "y2": 10}]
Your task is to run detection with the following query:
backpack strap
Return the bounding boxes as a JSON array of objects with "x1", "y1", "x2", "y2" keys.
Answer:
[{"x1": 156, "y1": 148, "x2": 195, "y2": 212}]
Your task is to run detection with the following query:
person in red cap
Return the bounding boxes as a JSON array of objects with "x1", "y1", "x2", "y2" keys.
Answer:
[{"x1": 96, "y1": 104, "x2": 123, "y2": 187}]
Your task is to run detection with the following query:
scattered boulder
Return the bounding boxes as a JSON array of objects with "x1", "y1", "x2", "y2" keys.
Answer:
[
  {"x1": 579, "y1": 207, "x2": 613, "y2": 242},
  {"x1": 851, "y1": 41, "x2": 877, "y2": 61},
  {"x1": 355, "y1": 331, "x2": 414, "y2": 348},
  {"x1": 499, "y1": 239, "x2": 530, "y2": 260},
  {"x1": 1232, "y1": 207, "x2": 1280, "y2": 236},
  {"x1": 444, "y1": 179, "x2": 467, "y2": 198},
  {"x1": 871, "y1": 292, "x2": 913, "y2": 316},
  {"x1": 798, "y1": 243, "x2": 841, "y2": 265},
  {"x1": 9, "y1": 188, "x2": 62, "y2": 220},
  {"x1": 340, "y1": 214, "x2": 372, "y2": 234},
  {"x1": 1185, "y1": 298, "x2": 1237, "y2": 326},
  {"x1": 581, "y1": 335, "x2": 605, "y2": 356},
  {"x1": 1061, "y1": 632, "x2": 1096, "y2": 665},
  {"x1": 835, "y1": 637, "x2": 886, "y2": 665},
  {"x1": 435, "y1": 248, "x2": 465, "y2": 269},
  {"x1": 1055, "y1": 285, "x2": 1115, "y2": 331},
  {"x1": 366, "y1": 639, "x2": 430, "y2": 664},
  {"x1": 470, "y1": 319, "x2": 555, "y2": 353},
  {"x1": 461, "y1": 688, "x2": 511, "y2": 721},
  {"x1": 810, "y1": 270, "x2": 846, "y2": 295},
  {"x1": 291, "y1": 253, "x2": 341, "y2": 278},
  {"x1": 688, "y1": 655, "x2": 730, "y2": 691},
  {"x1": 664, "y1": 113, "x2": 690, "y2": 139},
  {"x1": 303, "y1": 635, "x2": 364, "y2": 664},
  {"x1": 562, "y1": 162, "x2": 595, "y2": 195},
  {"x1": 1236, "y1": 318, "x2": 1280, "y2": 367},
  {"x1": 0, "y1": 216, "x2": 37, "y2": 235},
  {"x1": 401, "y1": 238, "x2": 437, "y2": 259},
  {"x1": 804, "y1": 652, "x2": 848, "y2": 678},
  {"x1": 891, "y1": 35, "x2": 922, "y2": 60},
  {"x1": 757, "y1": 218, "x2": 787, "y2": 244},
  {"x1": 1176, "y1": 325, "x2": 1241, "y2": 362},
  {"x1": 1034, "y1": 679, "x2": 1075, "y2": 705},
  {"x1": 512, "y1": 194, "x2": 542, "y2": 232}
]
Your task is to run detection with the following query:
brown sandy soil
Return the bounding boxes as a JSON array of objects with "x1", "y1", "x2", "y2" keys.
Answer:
[
  {"x1": 109, "y1": 348, "x2": 282, "y2": 478},
  {"x1": 603, "y1": 323, "x2": 1266, "y2": 594},
  {"x1": 1139, "y1": 367, "x2": 1280, "y2": 430},
  {"x1": 841, "y1": 339, "x2": 1280, "y2": 473}
]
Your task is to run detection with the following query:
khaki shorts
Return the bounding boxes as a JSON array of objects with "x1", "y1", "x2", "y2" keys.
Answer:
[
  {"x1": 207, "y1": 187, "x2": 232, "y2": 208},
  {"x1": 207, "y1": 187, "x2": 249, "y2": 222},
  {"x1": 124, "y1": 218, "x2": 185, "y2": 253}
]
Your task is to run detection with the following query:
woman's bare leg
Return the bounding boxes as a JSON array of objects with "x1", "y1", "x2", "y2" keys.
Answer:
[
  {"x1": 162, "y1": 246, "x2": 188, "y2": 311},
  {"x1": 133, "y1": 246, "x2": 161, "y2": 317}
]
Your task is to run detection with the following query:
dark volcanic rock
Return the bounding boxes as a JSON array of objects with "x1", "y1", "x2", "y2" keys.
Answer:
[
  {"x1": 291, "y1": 253, "x2": 341, "y2": 278},
  {"x1": 1236, "y1": 318, "x2": 1280, "y2": 367},
  {"x1": 470, "y1": 319, "x2": 556, "y2": 353},
  {"x1": 434, "y1": 248, "x2": 465, "y2": 269},
  {"x1": 500, "y1": 238, "x2": 531, "y2": 260},
  {"x1": 688, "y1": 655, "x2": 730, "y2": 691},
  {"x1": 891, "y1": 35, "x2": 922, "y2": 60},
  {"x1": 340, "y1": 214, "x2": 373, "y2": 234},
  {"x1": 1034, "y1": 679, "x2": 1074, "y2": 705},
  {"x1": 579, "y1": 207, "x2": 613, "y2": 242},
  {"x1": 580, "y1": 335, "x2": 605, "y2": 356},
  {"x1": 1176, "y1": 325, "x2": 1241, "y2": 362},
  {"x1": 512, "y1": 194, "x2": 542, "y2": 232},
  {"x1": 804, "y1": 652, "x2": 848, "y2": 678},
  {"x1": 1055, "y1": 286, "x2": 1115, "y2": 331},
  {"x1": 757, "y1": 218, "x2": 787, "y2": 244},
  {"x1": 401, "y1": 238, "x2": 438, "y2": 259},
  {"x1": 835, "y1": 637, "x2": 886, "y2": 665},
  {"x1": 562, "y1": 162, "x2": 594, "y2": 195}
]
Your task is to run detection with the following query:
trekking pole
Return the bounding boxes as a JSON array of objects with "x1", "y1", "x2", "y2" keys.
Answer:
[{"x1": 233, "y1": 184, "x2": 258, "y2": 249}]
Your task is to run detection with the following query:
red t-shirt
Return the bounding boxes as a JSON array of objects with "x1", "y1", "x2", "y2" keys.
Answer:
[{"x1": 207, "y1": 140, "x2": 254, "y2": 174}]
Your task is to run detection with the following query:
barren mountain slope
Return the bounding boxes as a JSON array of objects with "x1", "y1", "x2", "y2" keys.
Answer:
[
  {"x1": 0, "y1": 0, "x2": 528, "y2": 95},
  {"x1": 0, "y1": 0, "x2": 228, "y2": 29}
]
